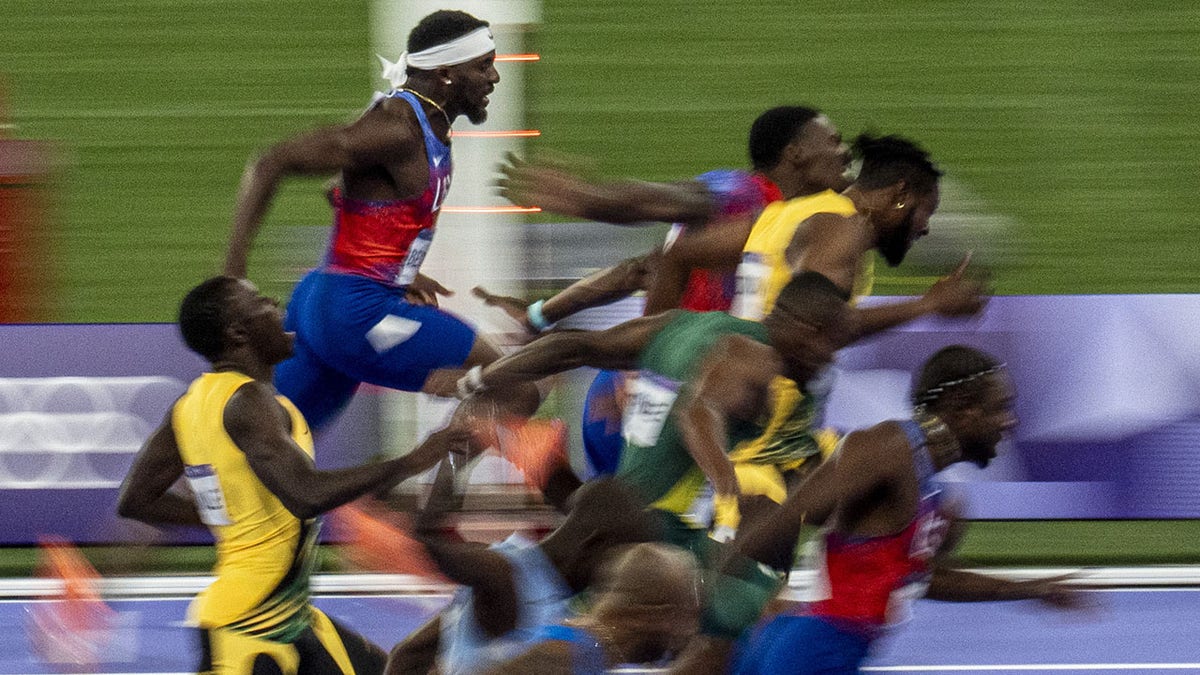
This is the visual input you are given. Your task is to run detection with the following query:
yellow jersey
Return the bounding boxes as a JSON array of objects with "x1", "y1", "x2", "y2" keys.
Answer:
[
  {"x1": 174, "y1": 371, "x2": 319, "y2": 642},
  {"x1": 728, "y1": 190, "x2": 872, "y2": 467},
  {"x1": 730, "y1": 189, "x2": 872, "y2": 320}
]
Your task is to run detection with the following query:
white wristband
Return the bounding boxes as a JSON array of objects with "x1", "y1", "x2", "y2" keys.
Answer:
[{"x1": 455, "y1": 365, "x2": 486, "y2": 400}]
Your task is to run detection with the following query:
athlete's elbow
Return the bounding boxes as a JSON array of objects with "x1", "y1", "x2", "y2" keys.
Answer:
[
  {"x1": 246, "y1": 150, "x2": 286, "y2": 183},
  {"x1": 280, "y1": 495, "x2": 323, "y2": 521},
  {"x1": 116, "y1": 495, "x2": 144, "y2": 521}
]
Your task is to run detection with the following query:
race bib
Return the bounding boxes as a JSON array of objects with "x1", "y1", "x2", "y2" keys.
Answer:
[
  {"x1": 622, "y1": 372, "x2": 681, "y2": 447},
  {"x1": 394, "y1": 228, "x2": 434, "y2": 287},
  {"x1": 184, "y1": 464, "x2": 233, "y2": 526},
  {"x1": 909, "y1": 505, "x2": 950, "y2": 560},
  {"x1": 731, "y1": 252, "x2": 768, "y2": 320}
]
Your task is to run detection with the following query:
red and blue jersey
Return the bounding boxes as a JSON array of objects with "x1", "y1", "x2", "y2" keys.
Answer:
[
  {"x1": 324, "y1": 91, "x2": 452, "y2": 287},
  {"x1": 803, "y1": 420, "x2": 950, "y2": 636},
  {"x1": 670, "y1": 169, "x2": 782, "y2": 313}
]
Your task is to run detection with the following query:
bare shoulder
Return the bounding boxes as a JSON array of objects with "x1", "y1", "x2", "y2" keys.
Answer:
[
  {"x1": 839, "y1": 420, "x2": 910, "y2": 473},
  {"x1": 223, "y1": 380, "x2": 287, "y2": 432},
  {"x1": 719, "y1": 332, "x2": 775, "y2": 358},
  {"x1": 790, "y1": 211, "x2": 872, "y2": 289},
  {"x1": 710, "y1": 334, "x2": 780, "y2": 377},
  {"x1": 803, "y1": 211, "x2": 872, "y2": 248},
  {"x1": 345, "y1": 100, "x2": 424, "y2": 156}
]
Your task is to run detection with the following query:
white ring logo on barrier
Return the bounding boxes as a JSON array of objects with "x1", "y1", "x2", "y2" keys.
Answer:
[{"x1": 0, "y1": 377, "x2": 186, "y2": 489}]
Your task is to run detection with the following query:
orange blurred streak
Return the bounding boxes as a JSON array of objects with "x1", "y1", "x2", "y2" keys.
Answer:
[
  {"x1": 441, "y1": 205, "x2": 541, "y2": 214},
  {"x1": 449, "y1": 130, "x2": 541, "y2": 138},
  {"x1": 29, "y1": 537, "x2": 115, "y2": 669},
  {"x1": 496, "y1": 54, "x2": 541, "y2": 62},
  {"x1": 491, "y1": 418, "x2": 569, "y2": 492},
  {"x1": 331, "y1": 504, "x2": 448, "y2": 581}
]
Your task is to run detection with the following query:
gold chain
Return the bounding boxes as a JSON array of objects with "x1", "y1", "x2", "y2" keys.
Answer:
[{"x1": 399, "y1": 88, "x2": 450, "y2": 126}]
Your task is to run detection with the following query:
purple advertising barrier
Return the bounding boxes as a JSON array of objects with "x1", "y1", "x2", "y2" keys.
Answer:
[
  {"x1": 0, "y1": 323, "x2": 380, "y2": 545},
  {"x1": 829, "y1": 294, "x2": 1200, "y2": 519},
  {"x1": 2, "y1": 295, "x2": 1199, "y2": 546}
]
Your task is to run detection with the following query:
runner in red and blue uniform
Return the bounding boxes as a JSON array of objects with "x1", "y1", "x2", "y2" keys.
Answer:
[
  {"x1": 224, "y1": 10, "x2": 536, "y2": 430},
  {"x1": 727, "y1": 346, "x2": 1088, "y2": 675}
]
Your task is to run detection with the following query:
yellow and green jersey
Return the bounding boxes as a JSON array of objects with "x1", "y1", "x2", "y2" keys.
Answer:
[{"x1": 174, "y1": 371, "x2": 320, "y2": 642}]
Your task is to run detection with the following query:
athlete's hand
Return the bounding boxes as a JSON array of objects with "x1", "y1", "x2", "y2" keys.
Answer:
[
  {"x1": 1023, "y1": 573, "x2": 1100, "y2": 613},
  {"x1": 401, "y1": 422, "x2": 472, "y2": 476},
  {"x1": 921, "y1": 253, "x2": 988, "y2": 318},
  {"x1": 407, "y1": 274, "x2": 453, "y2": 307},
  {"x1": 495, "y1": 152, "x2": 593, "y2": 218},
  {"x1": 471, "y1": 286, "x2": 536, "y2": 333}
]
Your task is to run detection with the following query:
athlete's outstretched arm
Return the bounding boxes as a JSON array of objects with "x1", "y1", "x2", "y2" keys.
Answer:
[
  {"x1": 474, "y1": 251, "x2": 660, "y2": 332},
  {"x1": 497, "y1": 154, "x2": 715, "y2": 227},
  {"x1": 225, "y1": 117, "x2": 418, "y2": 277},
  {"x1": 926, "y1": 568, "x2": 1089, "y2": 609},
  {"x1": 851, "y1": 254, "x2": 987, "y2": 339},
  {"x1": 116, "y1": 413, "x2": 203, "y2": 526},
  {"x1": 729, "y1": 424, "x2": 901, "y2": 570},
  {"x1": 467, "y1": 312, "x2": 677, "y2": 394},
  {"x1": 224, "y1": 381, "x2": 460, "y2": 520}
]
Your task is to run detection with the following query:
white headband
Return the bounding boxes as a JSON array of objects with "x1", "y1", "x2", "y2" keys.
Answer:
[{"x1": 378, "y1": 27, "x2": 495, "y2": 89}]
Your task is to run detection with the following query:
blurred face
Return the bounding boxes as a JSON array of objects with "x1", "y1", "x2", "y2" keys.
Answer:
[
  {"x1": 958, "y1": 373, "x2": 1017, "y2": 467},
  {"x1": 765, "y1": 294, "x2": 850, "y2": 383},
  {"x1": 448, "y1": 51, "x2": 499, "y2": 124},
  {"x1": 228, "y1": 280, "x2": 294, "y2": 365},
  {"x1": 877, "y1": 183, "x2": 940, "y2": 267},
  {"x1": 792, "y1": 115, "x2": 852, "y2": 192}
]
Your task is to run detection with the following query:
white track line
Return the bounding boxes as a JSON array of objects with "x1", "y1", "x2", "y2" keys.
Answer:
[
  {"x1": 3, "y1": 567, "x2": 1200, "y2": 599},
  {"x1": 42, "y1": 662, "x2": 1200, "y2": 667},
  {"x1": 864, "y1": 666, "x2": 1200, "y2": 672}
]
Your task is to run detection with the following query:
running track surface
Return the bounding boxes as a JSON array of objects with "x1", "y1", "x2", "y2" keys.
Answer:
[{"x1": 3, "y1": 590, "x2": 1198, "y2": 674}]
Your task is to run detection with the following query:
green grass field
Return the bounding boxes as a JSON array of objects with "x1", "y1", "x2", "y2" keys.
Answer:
[
  {"x1": 4, "y1": 1, "x2": 1200, "y2": 567},
  {"x1": 2, "y1": 520, "x2": 1198, "y2": 577},
  {"x1": 4, "y1": 0, "x2": 1200, "y2": 321}
]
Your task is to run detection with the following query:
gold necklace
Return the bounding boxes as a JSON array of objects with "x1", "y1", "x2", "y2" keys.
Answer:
[{"x1": 399, "y1": 87, "x2": 450, "y2": 127}]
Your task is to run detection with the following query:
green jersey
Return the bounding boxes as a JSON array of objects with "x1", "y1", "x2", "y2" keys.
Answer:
[{"x1": 616, "y1": 311, "x2": 770, "y2": 511}]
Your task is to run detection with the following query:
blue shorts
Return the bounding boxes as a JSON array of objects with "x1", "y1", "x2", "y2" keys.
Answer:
[
  {"x1": 275, "y1": 270, "x2": 477, "y2": 430},
  {"x1": 532, "y1": 625, "x2": 606, "y2": 675},
  {"x1": 580, "y1": 369, "x2": 625, "y2": 477},
  {"x1": 734, "y1": 615, "x2": 871, "y2": 675}
]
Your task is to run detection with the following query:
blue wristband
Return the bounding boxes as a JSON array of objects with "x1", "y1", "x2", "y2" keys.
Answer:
[{"x1": 526, "y1": 299, "x2": 550, "y2": 332}]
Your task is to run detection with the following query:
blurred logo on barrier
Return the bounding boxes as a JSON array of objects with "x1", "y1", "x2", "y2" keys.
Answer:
[{"x1": 0, "y1": 376, "x2": 187, "y2": 489}]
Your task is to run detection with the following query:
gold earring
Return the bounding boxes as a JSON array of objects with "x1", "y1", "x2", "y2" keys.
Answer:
[{"x1": 895, "y1": 202, "x2": 905, "y2": 209}]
